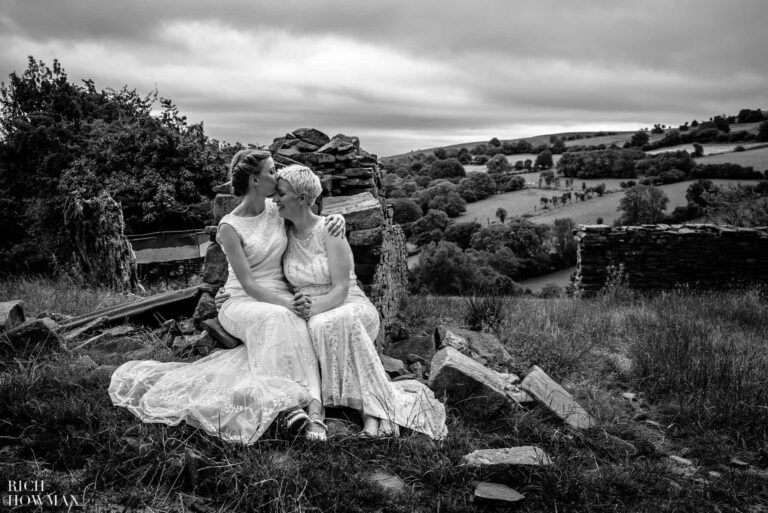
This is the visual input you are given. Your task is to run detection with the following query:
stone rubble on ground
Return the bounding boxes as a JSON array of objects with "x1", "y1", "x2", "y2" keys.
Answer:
[
  {"x1": 462, "y1": 446, "x2": 553, "y2": 467},
  {"x1": 473, "y1": 482, "x2": 525, "y2": 505},
  {"x1": 0, "y1": 300, "x2": 25, "y2": 331}
]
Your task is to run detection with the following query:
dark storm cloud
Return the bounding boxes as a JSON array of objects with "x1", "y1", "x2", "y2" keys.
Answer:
[{"x1": 2, "y1": 0, "x2": 767, "y2": 155}]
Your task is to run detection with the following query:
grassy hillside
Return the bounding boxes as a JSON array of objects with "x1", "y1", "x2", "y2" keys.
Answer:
[
  {"x1": 1, "y1": 277, "x2": 767, "y2": 512},
  {"x1": 456, "y1": 177, "x2": 764, "y2": 227}
]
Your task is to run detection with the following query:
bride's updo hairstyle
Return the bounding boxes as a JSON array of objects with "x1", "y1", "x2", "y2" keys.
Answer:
[
  {"x1": 277, "y1": 165, "x2": 322, "y2": 206},
  {"x1": 229, "y1": 149, "x2": 272, "y2": 196}
]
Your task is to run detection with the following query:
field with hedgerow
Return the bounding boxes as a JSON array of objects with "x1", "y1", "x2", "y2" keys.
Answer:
[{"x1": 2, "y1": 277, "x2": 768, "y2": 512}]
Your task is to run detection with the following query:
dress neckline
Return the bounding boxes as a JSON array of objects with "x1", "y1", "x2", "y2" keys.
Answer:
[
  {"x1": 231, "y1": 202, "x2": 270, "y2": 220},
  {"x1": 291, "y1": 217, "x2": 324, "y2": 243}
]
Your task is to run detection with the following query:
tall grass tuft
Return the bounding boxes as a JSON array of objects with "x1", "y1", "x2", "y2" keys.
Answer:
[
  {"x1": 628, "y1": 286, "x2": 768, "y2": 440},
  {"x1": 0, "y1": 275, "x2": 138, "y2": 317},
  {"x1": 463, "y1": 293, "x2": 509, "y2": 331}
]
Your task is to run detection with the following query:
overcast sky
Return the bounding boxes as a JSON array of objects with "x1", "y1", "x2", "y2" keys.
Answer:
[{"x1": 1, "y1": 1, "x2": 767, "y2": 156}]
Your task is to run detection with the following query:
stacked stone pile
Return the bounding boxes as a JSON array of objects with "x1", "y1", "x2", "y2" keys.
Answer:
[
  {"x1": 270, "y1": 128, "x2": 381, "y2": 197},
  {"x1": 206, "y1": 128, "x2": 406, "y2": 348},
  {"x1": 574, "y1": 224, "x2": 768, "y2": 296}
]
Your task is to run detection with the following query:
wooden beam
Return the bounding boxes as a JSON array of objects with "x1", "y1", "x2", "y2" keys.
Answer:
[{"x1": 59, "y1": 286, "x2": 202, "y2": 331}]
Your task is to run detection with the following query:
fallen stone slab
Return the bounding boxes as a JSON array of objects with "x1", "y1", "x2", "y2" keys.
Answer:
[
  {"x1": 434, "y1": 326, "x2": 513, "y2": 371},
  {"x1": 521, "y1": 365, "x2": 596, "y2": 429},
  {"x1": 369, "y1": 469, "x2": 405, "y2": 493},
  {"x1": 0, "y1": 300, "x2": 25, "y2": 331},
  {"x1": 379, "y1": 354, "x2": 406, "y2": 376},
  {"x1": 462, "y1": 446, "x2": 552, "y2": 467},
  {"x1": 473, "y1": 482, "x2": 525, "y2": 505},
  {"x1": 428, "y1": 347, "x2": 512, "y2": 417},
  {"x1": 4, "y1": 318, "x2": 65, "y2": 356}
]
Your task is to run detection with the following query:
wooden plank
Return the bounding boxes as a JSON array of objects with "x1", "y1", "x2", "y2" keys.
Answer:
[
  {"x1": 202, "y1": 318, "x2": 242, "y2": 349},
  {"x1": 59, "y1": 286, "x2": 202, "y2": 330},
  {"x1": 521, "y1": 365, "x2": 596, "y2": 429}
]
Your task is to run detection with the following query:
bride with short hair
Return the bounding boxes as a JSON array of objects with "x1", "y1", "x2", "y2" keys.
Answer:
[{"x1": 274, "y1": 164, "x2": 447, "y2": 439}]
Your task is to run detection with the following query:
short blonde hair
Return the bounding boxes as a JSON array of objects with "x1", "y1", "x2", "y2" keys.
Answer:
[{"x1": 277, "y1": 165, "x2": 322, "y2": 205}]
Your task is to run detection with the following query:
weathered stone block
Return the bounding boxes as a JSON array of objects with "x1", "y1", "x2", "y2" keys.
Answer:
[
  {"x1": 202, "y1": 242, "x2": 228, "y2": 286},
  {"x1": 383, "y1": 335, "x2": 435, "y2": 364},
  {"x1": 462, "y1": 446, "x2": 552, "y2": 467},
  {"x1": 5, "y1": 318, "x2": 65, "y2": 356},
  {"x1": 192, "y1": 292, "x2": 218, "y2": 330},
  {"x1": 0, "y1": 300, "x2": 25, "y2": 331},
  {"x1": 434, "y1": 326, "x2": 514, "y2": 372},
  {"x1": 521, "y1": 365, "x2": 595, "y2": 429},
  {"x1": 291, "y1": 127, "x2": 330, "y2": 147},
  {"x1": 321, "y1": 193, "x2": 383, "y2": 230},
  {"x1": 348, "y1": 226, "x2": 384, "y2": 247},
  {"x1": 474, "y1": 482, "x2": 525, "y2": 504},
  {"x1": 428, "y1": 347, "x2": 510, "y2": 417}
]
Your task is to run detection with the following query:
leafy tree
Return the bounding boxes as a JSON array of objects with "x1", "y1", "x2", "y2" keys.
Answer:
[
  {"x1": 629, "y1": 130, "x2": 649, "y2": 148},
  {"x1": 428, "y1": 158, "x2": 466, "y2": 180},
  {"x1": 486, "y1": 153, "x2": 511, "y2": 174},
  {"x1": 433, "y1": 147, "x2": 447, "y2": 159},
  {"x1": 488, "y1": 137, "x2": 501, "y2": 147},
  {"x1": 550, "y1": 136, "x2": 566, "y2": 154},
  {"x1": 0, "y1": 57, "x2": 229, "y2": 277},
  {"x1": 443, "y1": 221, "x2": 481, "y2": 250},
  {"x1": 495, "y1": 207, "x2": 507, "y2": 224},
  {"x1": 617, "y1": 185, "x2": 669, "y2": 225},
  {"x1": 551, "y1": 218, "x2": 577, "y2": 266},
  {"x1": 412, "y1": 241, "x2": 477, "y2": 294},
  {"x1": 758, "y1": 121, "x2": 768, "y2": 142},
  {"x1": 388, "y1": 198, "x2": 423, "y2": 224},
  {"x1": 458, "y1": 172, "x2": 497, "y2": 202},
  {"x1": 410, "y1": 209, "x2": 449, "y2": 245},
  {"x1": 692, "y1": 143, "x2": 704, "y2": 157},
  {"x1": 496, "y1": 174, "x2": 525, "y2": 192},
  {"x1": 411, "y1": 181, "x2": 466, "y2": 217},
  {"x1": 535, "y1": 149, "x2": 554, "y2": 169}
]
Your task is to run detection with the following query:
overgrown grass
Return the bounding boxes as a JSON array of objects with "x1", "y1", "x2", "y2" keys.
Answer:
[
  {"x1": 0, "y1": 275, "x2": 139, "y2": 317},
  {"x1": 2, "y1": 277, "x2": 767, "y2": 511}
]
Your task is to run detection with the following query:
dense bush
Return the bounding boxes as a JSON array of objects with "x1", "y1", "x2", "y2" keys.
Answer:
[
  {"x1": 486, "y1": 153, "x2": 511, "y2": 174},
  {"x1": 616, "y1": 185, "x2": 669, "y2": 225},
  {"x1": 443, "y1": 221, "x2": 481, "y2": 250},
  {"x1": 690, "y1": 163, "x2": 764, "y2": 180},
  {"x1": 557, "y1": 148, "x2": 643, "y2": 178},
  {"x1": 496, "y1": 174, "x2": 526, "y2": 192},
  {"x1": 410, "y1": 181, "x2": 466, "y2": 217},
  {"x1": 409, "y1": 209, "x2": 449, "y2": 245},
  {"x1": 457, "y1": 172, "x2": 497, "y2": 202},
  {"x1": 0, "y1": 57, "x2": 231, "y2": 277},
  {"x1": 428, "y1": 158, "x2": 466, "y2": 179},
  {"x1": 387, "y1": 198, "x2": 423, "y2": 224}
]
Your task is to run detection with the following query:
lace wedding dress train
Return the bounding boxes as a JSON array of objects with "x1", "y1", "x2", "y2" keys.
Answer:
[
  {"x1": 283, "y1": 219, "x2": 448, "y2": 440},
  {"x1": 109, "y1": 202, "x2": 321, "y2": 444}
]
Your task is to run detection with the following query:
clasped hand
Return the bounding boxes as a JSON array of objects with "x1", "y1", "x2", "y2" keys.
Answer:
[
  {"x1": 292, "y1": 292, "x2": 312, "y2": 320},
  {"x1": 213, "y1": 288, "x2": 312, "y2": 320}
]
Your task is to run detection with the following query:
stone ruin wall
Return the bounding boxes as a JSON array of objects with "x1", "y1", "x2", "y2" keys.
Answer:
[
  {"x1": 574, "y1": 224, "x2": 768, "y2": 296},
  {"x1": 203, "y1": 128, "x2": 408, "y2": 348}
]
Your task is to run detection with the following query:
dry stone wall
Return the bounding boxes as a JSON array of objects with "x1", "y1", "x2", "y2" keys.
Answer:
[{"x1": 574, "y1": 224, "x2": 768, "y2": 296}]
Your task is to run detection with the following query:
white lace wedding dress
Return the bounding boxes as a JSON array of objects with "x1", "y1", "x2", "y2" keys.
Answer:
[
  {"x1": 283, "y1": 218, "x2": 448, "y2": 439},
  {"x1": 109, "y1": 201, "x2": 321, "y2": 444}
]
